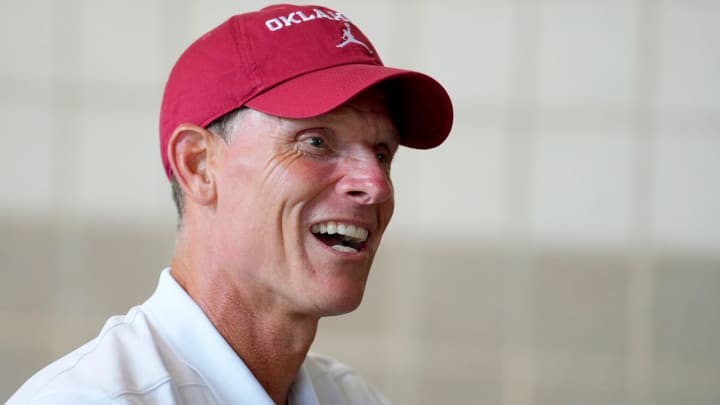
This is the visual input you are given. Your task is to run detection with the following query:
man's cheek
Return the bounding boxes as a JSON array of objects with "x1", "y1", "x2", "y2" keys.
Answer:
[{"x1": 259, "y1": 151, "x2": 305, "y2": 189}]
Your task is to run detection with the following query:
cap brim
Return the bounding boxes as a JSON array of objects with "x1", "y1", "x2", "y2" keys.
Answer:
[{"x1": 245, "y1": 64, "x2": 453, "y2": 149}]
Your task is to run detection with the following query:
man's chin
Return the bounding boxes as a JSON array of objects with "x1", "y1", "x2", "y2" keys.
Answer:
[
  {"x1": 310, "y1": 279, "x2": 368, "y2": 317},
  {"x1": 327, "y1": 295, "x2": 365, "y2": 316},
  {"x1": 300, "y1": 254, "x2": 373, "y2": 315}
]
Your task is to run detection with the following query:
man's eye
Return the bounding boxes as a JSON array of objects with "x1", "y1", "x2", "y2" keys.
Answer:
[
  {"x1": 306, "y1": 136, "x2": 325, "y2": 148},
  {"x1": 377, "y1": 152, "x2": 387, "y2": 162}
]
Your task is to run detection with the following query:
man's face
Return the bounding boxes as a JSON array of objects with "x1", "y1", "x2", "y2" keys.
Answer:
[{"x1": 210, "y1": 89, "x2": 398, "y2": 317}]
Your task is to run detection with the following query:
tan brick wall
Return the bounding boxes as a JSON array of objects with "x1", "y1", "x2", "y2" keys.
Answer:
[{"x1": 2, "y1": 1, "x2": 719, "y2": 404}]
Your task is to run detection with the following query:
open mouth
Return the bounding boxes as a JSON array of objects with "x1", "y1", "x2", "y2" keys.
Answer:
[{"x1": 311, "y1": 221, "x2": 369, "y2": 253}]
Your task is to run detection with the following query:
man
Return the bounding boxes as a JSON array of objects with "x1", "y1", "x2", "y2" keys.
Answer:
[{"x1": 9, "y1": 4, "x2": 452, "y2": 404}]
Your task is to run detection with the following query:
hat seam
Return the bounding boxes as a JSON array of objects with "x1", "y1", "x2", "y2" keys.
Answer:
[{"x1": 233, "y1": 13, "x2": 260, "y2": 109}]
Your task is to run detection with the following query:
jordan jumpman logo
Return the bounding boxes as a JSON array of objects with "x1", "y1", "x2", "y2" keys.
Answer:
[{"x1": 336, "y1": 22, "x2": 373, "y2": 54}]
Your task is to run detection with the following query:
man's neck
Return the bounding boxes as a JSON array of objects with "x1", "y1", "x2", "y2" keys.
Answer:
[
  {"x1": 206, "y1": 293, "x2": 318, "y2": 405},
  {"x1": 170, "y1": 256, "x2": 319, "y2": 405}
]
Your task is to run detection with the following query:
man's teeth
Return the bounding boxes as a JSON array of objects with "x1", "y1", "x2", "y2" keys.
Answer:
[
  {"x1": 311, "y1": 221, "x2": 368, "y2": 242},
  {"x1": 331, "y1": 245, "x2": 358, "y2": 253}
]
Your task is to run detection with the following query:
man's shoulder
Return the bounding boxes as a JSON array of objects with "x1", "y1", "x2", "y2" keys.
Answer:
[
  {"x1": 302, "y1": 352, "x2": 390, "y2": 404},
  {"x1": 7, "y1": 306, "x2": 204, "y2": 404}
]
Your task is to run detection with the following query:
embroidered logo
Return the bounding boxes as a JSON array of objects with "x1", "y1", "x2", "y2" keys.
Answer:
[
  {"x1": 336, "y1": 22, "x2": 373, "y2": 54},
  {"x1": 265, "y1": 8, "x2": 349, "y2": 32}
]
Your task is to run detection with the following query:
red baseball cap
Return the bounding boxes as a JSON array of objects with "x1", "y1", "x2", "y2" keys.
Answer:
[{"x1": 159, "y1": 4, "x2": 453, "y2": 180}]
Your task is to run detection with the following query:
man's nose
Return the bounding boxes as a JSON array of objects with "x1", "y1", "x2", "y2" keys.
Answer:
[{"x1": 336, "y1": 155, "x2": 393, "y2": 205}]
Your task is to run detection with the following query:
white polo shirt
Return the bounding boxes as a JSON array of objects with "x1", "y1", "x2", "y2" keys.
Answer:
[{"x1": 8, "y1": 269, "x2": 389, "y2": 405}]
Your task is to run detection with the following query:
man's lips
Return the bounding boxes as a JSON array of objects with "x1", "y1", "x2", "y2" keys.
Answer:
[{"x1": 310, "y1": 221, "x2": 369, "y2": 253}]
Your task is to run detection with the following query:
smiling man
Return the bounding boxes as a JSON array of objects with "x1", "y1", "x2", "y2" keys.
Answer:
[{"x1": 9, "y1": 4, "x2": 452, "y2": 405}]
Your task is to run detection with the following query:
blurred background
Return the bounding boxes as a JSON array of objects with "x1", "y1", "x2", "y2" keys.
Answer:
[{"x1": 1, "y1": 0, "x2": 719, "y2": 404}]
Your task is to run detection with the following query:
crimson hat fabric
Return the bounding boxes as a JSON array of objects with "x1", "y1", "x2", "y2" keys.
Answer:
[{"x1": 159, "y1": 4, "x2": 453, "y2": 180}]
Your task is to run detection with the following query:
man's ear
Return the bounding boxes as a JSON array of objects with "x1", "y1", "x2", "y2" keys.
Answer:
[{"x1": 167, "y1": 123, "x2": 219, "y2": 206}]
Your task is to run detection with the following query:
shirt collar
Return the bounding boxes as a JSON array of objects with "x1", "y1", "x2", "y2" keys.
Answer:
[
  {"x1": 142, "y1": 269, "x2": 275, "y2": 404},
  {"x1": 290, "y1": 362, "x2": 320, "y2": 405}
]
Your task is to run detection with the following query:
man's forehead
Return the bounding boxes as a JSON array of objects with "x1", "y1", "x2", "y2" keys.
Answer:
[{"x1": 226, "y1": 87, "x2": 398, "y2": 146}]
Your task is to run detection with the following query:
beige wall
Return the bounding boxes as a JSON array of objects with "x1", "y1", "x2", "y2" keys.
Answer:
[{"x1": 2, "y1": 0, "x2": 719, "y2": 404}]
